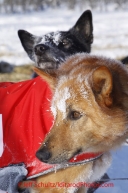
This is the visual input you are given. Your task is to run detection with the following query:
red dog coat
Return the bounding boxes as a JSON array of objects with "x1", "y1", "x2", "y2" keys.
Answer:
[
  {"x1": 0, "y1": 76, "x2": 102, "y2": 179},
  {"x1": 0, "y1": 77, "x2": 54, "y2": 177}
]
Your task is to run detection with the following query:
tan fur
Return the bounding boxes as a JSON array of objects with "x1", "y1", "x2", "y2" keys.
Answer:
[
  {"x1": 34, "y1": 67, "x2": 56, "y2": 90},
  {"x1": 24, "y1": 54, "x2": 128, "y2": 193}
]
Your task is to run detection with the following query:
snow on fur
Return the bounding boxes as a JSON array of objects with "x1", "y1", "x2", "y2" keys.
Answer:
[
  {"x1": 51, "y1": 86, "x2": 71, "y2": 119},
  {"x1": 40, "y1": 31, "x2": 61, "y2": 46}
]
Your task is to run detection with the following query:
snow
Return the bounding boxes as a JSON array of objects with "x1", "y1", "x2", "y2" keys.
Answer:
[
  {"x1": 52, "y1": 32, "x2": 61, "y2": 46},
  {"x1": 51, "y1": 86, "x2": 71, "y2": 119},
  {"x1": 50, "y1": 103, "x2": 56, "y2": 118},
  {"x1": 0, "y1": 9, "x2": 128, "y2": 65},
  {"x1": 57, "y1": 87, "x2": 71, "y2": 115},
  {"x1": 40, "y1": 31, "x2": 61, "y2": 46},
  {"x1": 92, "y1": 11, "x2": 128, "y2": 59},
  {"x1": 80, "y1": 84, "x2": 89, "y2": 99},
  {"x1": 0, "y1": 7, "x2": 128, "y2": 192}
]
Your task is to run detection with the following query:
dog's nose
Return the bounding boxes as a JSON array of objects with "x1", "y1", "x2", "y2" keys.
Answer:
[
  {"x1": 36, "y1": 147, "x2": 52, "y2": 162},
  {"x1": 34, "y1": 44, "x2": 49, "y2": 55}
]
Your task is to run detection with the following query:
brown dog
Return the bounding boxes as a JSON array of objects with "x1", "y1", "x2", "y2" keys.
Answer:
[{"x1": 24, "y1": 54, "x2": 128, "y2": 193}]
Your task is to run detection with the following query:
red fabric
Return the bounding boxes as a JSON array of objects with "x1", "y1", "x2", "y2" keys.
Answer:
[
  {"x1": 0, "y1": 77, "x2": 54, "y2": 177},
  {"x1": 69, "y1": 152, "x2": 102, "y2": 162}
]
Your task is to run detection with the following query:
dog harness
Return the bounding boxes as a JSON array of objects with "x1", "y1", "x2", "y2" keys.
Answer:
[{"x1": 0, "y1": 77, "x2": 102, "y2": 179}]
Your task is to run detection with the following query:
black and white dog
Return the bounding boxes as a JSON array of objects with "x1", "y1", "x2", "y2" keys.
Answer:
[{"x1": 18, "y1": 10, "x2": 93, "y2": 71}]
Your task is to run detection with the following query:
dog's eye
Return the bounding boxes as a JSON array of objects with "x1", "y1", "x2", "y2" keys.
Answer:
[
  {"x1": 62, "y1": 39, "x2": 71, "y2": 47},
  {"x1": 62, "y1": 40, "x2": 68, "y2": 45},
  {"x1": 68, "y1": 111, "x2": 82, "y2": 120}
]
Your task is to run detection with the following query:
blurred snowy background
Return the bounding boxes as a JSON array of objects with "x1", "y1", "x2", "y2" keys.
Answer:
[
  {"x1": 0, "y1": 0, "x2": 128, "y2": 65},
  {"x1": 0, "y1": 0, "x2": 128, "y2": 192}
]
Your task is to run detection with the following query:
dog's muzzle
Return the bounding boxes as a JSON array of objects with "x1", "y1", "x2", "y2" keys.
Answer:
[
  {"x1": 36, "y1": 146, "x2": 52, "y2": 163},
  {"x1": 34, "y1": 44, "x2": 49, "y2": 56}
]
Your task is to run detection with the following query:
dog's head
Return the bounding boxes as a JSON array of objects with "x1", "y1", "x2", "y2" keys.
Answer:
[
  {"x1": 18, "y1": 10, "x2": 93, "y2": 70},
  {"x1": 36, "y1": 54, "x2": 128, "y2": 164}
]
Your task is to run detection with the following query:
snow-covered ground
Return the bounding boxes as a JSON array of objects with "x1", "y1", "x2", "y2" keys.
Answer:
[
  {"x1": 0, "y1": 8, "x2": 128, "y2": 192},
  {"x1": 0, "y1": 9, "x2": 128, "y2": 65}
]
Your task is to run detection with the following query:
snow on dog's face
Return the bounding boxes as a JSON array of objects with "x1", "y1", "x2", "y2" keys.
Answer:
[
  {"x1": 36, "y1": 53, "x2": 128, "y2": 164},
  {"x1": 18, "y1": 10, "x2": 93, "y2": 70}
]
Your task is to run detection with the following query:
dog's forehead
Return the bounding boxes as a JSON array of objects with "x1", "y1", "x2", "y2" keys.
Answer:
[
  {"x1": 51, "y1": 74, "x2": 91, "y2": 119},
  {"x1": 51, "y1": 85, "x2": 70, "y2": 119},
  {"x1": 40, "y1": 31, "x2": 62, "y2": 46}
]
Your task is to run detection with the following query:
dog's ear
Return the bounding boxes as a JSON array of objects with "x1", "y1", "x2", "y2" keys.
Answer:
[
  {"x1": 18, "y1": 30, "x2": 41, "y2": 61},
  {"x1": 72, "y1": 10, "x2": 93, "y2": 43},
  {"x1": 34, "y1": 67, "x2": 56, "y2": 90},
  {"x1": 92, "y1": 66, "x2": 113, "y2": 107}
]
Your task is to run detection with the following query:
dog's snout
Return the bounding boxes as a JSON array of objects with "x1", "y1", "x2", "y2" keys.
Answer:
[
  {"x1": 36, "y1": 147, "x2": 52, "y2": 163},
  {"x1": 34, "y1": 44, "x2": 49, "y2": 55}
]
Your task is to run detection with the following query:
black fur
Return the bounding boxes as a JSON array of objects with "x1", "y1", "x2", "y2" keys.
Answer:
[
  {"x1": 18, "y1": 10, "x2": 93, "y2": 70},
  {"x1": 121, "y1": 56, "x2": 128, "y2": 64}
]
